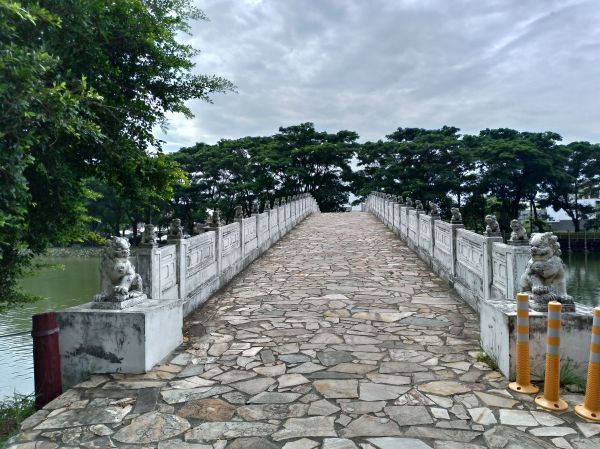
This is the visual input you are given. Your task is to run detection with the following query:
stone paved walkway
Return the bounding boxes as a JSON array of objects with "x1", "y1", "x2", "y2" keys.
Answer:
[{"x1": 13, "y1": 213, "x2": 600, "y2": 449}]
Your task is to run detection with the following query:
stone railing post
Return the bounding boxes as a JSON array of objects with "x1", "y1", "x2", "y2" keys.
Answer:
[
  {"x1": 214, "y1": 222, "x2": 223, "y2": 276},
  {"x1": 449, "y1": 222, "x2": 464, "y2": 279},
  {"x1": 236, "y1": 213, "x2": 245, "y2": 261},
  {"x1": 167, "y1": 232, "x2": 186, "y2": 301},
  {"x1": 483, "y1": 235, "x2": 504, "y2": 300},
  {"x1": 253, "y1": 207, "x2": 260, "y2": 250},
  {"x1": 505, "y1": 243, "x2": 530, "y2": 300}
]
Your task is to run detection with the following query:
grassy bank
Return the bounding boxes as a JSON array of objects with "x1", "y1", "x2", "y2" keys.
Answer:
[
  {"x1": 0, "y1": 394, "x2": 35, "y2": 448},
  {"x1": 45, "y1": 245, "x2": 103, "y2": 258}
]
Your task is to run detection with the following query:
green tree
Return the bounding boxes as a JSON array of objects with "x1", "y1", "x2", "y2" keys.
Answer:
[
  {"x1": 0, "y1": 0, "x2": 232, "y2": 309},
  {"x1": 539, "y1": 141, "x2": 600, "y2": 231},
  {"x1": 0, "y1": 1, "x2": 103, "y2": 309},
  {"x1": 172, "y1": 124, "x2": 357, "y2": 218},
  {"x1": 464, "y1": 128, "x2": 566, "y2": 231},
  {"x1": 172, "y1": 138, "x2": 263, "y2": 226},
  {"x1": 86, "y1": 154, "x2": 188, "y2": 238},
  {"x1": 354, "y1": 126, "x2": 472, "y2": 217},
  {"x1": 265, "y1": 123, "x2": 358, "y2": 211}
]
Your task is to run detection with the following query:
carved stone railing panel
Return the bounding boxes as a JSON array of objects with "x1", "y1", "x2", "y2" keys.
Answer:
[
  {"x1": 408, "y1": 209, "x2": 419, "y2": 245},
  {"x1": 455, "y1": 229, "x2": 485, "y2": 299},
  {"x1": 184, "y1": 232, "x2": 217, "y2": 296},
  {"x1": 257, "y1": 212, "x2": 269, "y2": 245},
  {"x1": 418, "y1": 214, "x2": 434, "y2": 257},
  {"x1": 491, "y1": 244, "x2": 508, "y2": 298},
  {"x1": 490, "y1": 242, "x2": 530, "y2": 301},
  {"x1": 433, "y1": 220, "x2": 453, "y2": 275},
  {"x1": 285, "y1": 203, "x2": 291, "y2": 228},
  {"x1": 393, "y1": 203, "x2": 400, "y2": 231},
  {"x1": 243, "y1": 217, "x2": 257, "y2": 242},
  {"x1": 269, "y1": 209, "x2": 279, "y2": 236},
  {"x1": 243, "y1": 216, "x2": 258, "y2": 253},
  {"x1": 158, "y1": 244, "x2": 178, "y2": 298},
  {"x1": 278, "y1": 206, "x2": 285, "y2": 233},
  {"x1": 222, "y1": 222, "x2": 241, "y2": 255},
  {"x1": 400, "y1": 206, "x2": 409, "y2": 238}
]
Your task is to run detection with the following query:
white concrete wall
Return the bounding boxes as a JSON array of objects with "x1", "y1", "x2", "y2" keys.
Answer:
[{"x1": 58, "y1": 299, "x2": 183, "y2": 388}]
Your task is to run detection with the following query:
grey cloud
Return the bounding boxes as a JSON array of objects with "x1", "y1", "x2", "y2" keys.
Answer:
[{"x1": 157, "y1": 0, "x2": 600, "y2": 151}]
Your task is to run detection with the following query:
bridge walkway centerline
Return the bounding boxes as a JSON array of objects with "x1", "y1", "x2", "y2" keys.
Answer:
[{"x1": 14, "y1": 212, "x2": 593, "y2": 449}]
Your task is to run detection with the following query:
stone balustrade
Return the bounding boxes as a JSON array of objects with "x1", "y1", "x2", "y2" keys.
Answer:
[
  {"x1": 135, "y1": 195, "x2": 319, "y2": 316},
  {"x1": 366, "y1": 192, "x2": 593, "y2": 381},
  {"x1": 58, "y1": 195, "x2": 319, "y2": 388},
  {"x1": 367, "y1": 193, "x2": 509, "y2": 303}
]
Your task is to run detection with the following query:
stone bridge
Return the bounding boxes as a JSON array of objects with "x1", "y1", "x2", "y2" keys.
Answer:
[{"x1": 12, "y1": 213, "x2": 598, "y2": 449}]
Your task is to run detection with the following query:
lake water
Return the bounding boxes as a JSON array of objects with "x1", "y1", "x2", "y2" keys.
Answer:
[
  {"x1": 0, "y1": 257, "x2": 99, "y2": 399},
  {"x1": 1, "y1": 252, "x2": 599, "y2": 399},
  {"x1": 565, "y1": 252, "x2": 600, "y2": 307}
]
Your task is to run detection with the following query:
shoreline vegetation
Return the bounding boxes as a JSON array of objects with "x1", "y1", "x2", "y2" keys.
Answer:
[
  {"x1": 45, "y1": 246, "x2": 103, "y2": 258},
  {"x1": 0, "y1": 394, "x2": 35, "y2": 448}
]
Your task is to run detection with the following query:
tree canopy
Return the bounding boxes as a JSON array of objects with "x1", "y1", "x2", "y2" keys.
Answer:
[
  {"x1": 169, "y1": 123, "x2": 357, "y2": 229},
  {"x1": 0, "y1": 0, "x2": 232, "y2": 309},
  {"x1": 353, "y1": 127, "x2": 599, "y2": 233}
]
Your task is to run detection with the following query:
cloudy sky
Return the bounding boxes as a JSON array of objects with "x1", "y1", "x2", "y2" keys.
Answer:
[{"x1": 157, "y1": 0, "x2": 600, "y2": 151}]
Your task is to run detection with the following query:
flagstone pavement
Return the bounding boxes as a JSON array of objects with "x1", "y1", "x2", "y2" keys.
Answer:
[{"x1": 12, "y1": 213, "x2": 600, "y2": 449}]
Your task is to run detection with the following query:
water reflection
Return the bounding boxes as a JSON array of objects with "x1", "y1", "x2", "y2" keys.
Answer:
[
  {"x1": 0, "y1": 257, "x2": 99, "y2": 398},
  {"x1": 566, "y1": 251, "x2": 600, "y2": 307}
]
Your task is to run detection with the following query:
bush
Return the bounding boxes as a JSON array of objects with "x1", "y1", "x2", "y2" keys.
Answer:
[{"x1": 0, "y1": 394, "x2": 35, "y2": 447}]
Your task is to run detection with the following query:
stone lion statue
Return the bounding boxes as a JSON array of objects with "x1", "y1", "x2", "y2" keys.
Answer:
[
  {"x1": 234, "y1": 205, "x2": 243, "y2": 220},
  {"x1": 519, "y1": 232, "x2": 573, "y2": 311},
  {"x1": 428, "y1": 201, "x2": 440, "y2": 217},
  {"x1": 95, "y1": 237, "x2": 144, "y2": 303},
  {"x1": 509, "y1": 219, "x2": 527, "y2": 242},
  {"x1": 484, "y1": 214, "x2": 501, "y2": 236},
  {"x1": 140, "y1": 224, "x2": 157, "y2": 246},
  {"x1": 450, "y1": 207, "x2": 462, "y2": 223},
  {"x1": 415, "y1": 200, "x2": 423, "y2": 210},
  {"x1": 212, "y1": 209, "x2": 222, "y2": 226},
  {"x1": 168, "y1": 218, "x2": 184, "y2": 239}
]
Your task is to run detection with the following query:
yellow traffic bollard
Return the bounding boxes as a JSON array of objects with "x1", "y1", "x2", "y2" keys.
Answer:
[
  {"x1": 509, "y1": 293, "x2": 539, "y2": 394},
  {"x1": 575, "y1": 307, "x2": 600, "y2": 421},
  {"x1": 535, "y1": 301, "x2": 568, "y2": 411}
]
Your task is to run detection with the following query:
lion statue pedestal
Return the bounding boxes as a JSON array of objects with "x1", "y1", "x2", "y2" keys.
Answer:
[
  {"x1": 519, "y1": 232, "x2": 575, "y2": 312},
  {"x1": 58, "y1": 235, "x2": 183, "y2": 387}
]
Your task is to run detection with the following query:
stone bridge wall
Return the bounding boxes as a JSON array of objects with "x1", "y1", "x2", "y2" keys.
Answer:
[
  {"x1": 58, "y1": 196, "x2": 319, "y2": 387},
  {"x1": 365, "y1": 193, "x2": 593, "y2": 380},
  {"x1": 137, "y1": 196, "x2": 320, "y2": 316},
  {"x1": 366, "y1": 194, "x2": 508, "y2": 307}
]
